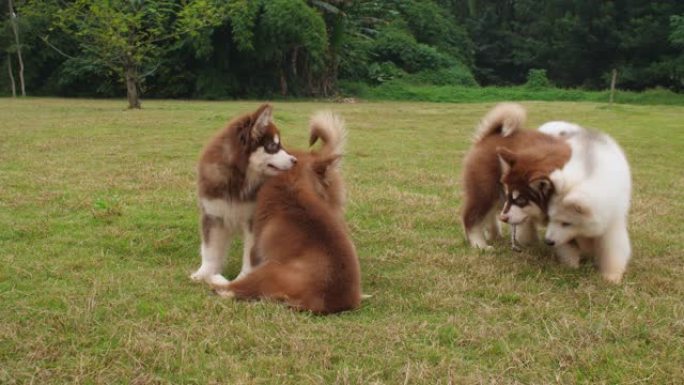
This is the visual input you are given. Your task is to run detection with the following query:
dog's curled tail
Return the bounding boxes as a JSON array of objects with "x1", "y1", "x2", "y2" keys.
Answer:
[
  {"x1": 309, "y1": 111, "x2": 347, "y2": 157},
  {"x1": 473, "y1": 103, "x2": 526, "y2": 143}
]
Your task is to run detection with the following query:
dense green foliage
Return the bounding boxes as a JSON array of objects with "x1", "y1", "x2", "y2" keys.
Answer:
[{"x1": 1, "y1": 0, "x2": 683, "y2": 101}]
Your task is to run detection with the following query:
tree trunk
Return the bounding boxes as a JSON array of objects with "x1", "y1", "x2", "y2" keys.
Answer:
[
  {"x1": 125, "y1": 65, "x2": 141, "y2": 109},
  {"x1": 324, "y1": 51, "x2": 339, "y2": 97},
  {"x1": 8, "y1": 0, "x2": 25, "y2": 96},
  {"x1": 7, "y1": 57, "x2": 16, "y2": 97},
  {"x1": 279, "y1": 68, "x2": 287, "y2": 96},
  {"x1": 291, "y1": 47, "x2": 298, "y2": 76},
  {"x1": 467, "y1": 0, "x2": 477, "y2": 17}
]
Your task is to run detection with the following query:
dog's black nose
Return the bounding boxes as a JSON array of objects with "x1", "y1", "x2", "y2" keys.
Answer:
[
  {"x1": 544, "y1": 238, "x2": 555, "y2": 246},
  {"x1": 291, "y1": 157, "x2": 297, "y2": 164}
]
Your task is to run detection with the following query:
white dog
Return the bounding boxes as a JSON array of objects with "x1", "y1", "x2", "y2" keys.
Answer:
[{"x1": 544, "y1": 126, "x2": 632, "y2": 283}]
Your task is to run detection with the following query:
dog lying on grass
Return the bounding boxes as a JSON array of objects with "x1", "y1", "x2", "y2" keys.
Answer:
[{"x1": 211, "y1": 112, "x2": 362, "y2": 314}]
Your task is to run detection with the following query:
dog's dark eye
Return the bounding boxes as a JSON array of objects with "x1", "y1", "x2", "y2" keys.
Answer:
[
  {"x1": 264, "y1": 141, "x2": 280, "y2": 154},
  {"x1": 514, "y1": 197, "x2": 528, "y2": 206},
  {"x1": 561, "y1": 222, "x2": 572, "y2": 227}
]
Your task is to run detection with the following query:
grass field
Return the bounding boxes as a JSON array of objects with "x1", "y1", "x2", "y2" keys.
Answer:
[{"x1": 1, "y1": 98, "x2": 683, "y2": 384}]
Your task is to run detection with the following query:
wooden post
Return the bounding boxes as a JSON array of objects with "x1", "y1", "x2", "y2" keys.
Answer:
[{"x1": 609, "y1": 69, "x2": 617, "y2": 105}]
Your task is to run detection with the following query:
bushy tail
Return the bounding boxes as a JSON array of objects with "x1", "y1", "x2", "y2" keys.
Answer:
[
  {"x1": 473, "y1": 103, "x2": 526, "y2": 143},
  {"x1": 309, "y1": 111, "x2": 347, "y2": 157}
]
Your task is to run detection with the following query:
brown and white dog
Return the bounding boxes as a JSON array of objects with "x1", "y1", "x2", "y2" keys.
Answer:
[
  {"x1": 497, "y1": 121, "x2": 579, "y2": 230},
  {"x1": 191, "y1": 104, "x2": 297, "y2": 284},
  {"x1": 497, "y1": 139, "x2": 571, "y2": 234},
  {"x1": 211, "y1": 112, "x2": 361, "y2": 314},
  {"x1": 461, "y1": 103, "x2": 571, "y2": 249}
]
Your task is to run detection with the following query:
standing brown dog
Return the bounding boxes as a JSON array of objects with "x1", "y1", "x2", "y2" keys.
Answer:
[
  {"x1": 461, "y1": 103, "x2": 571, "y2": 249},
  {"x1": 191, "y1": 104, "x2": 297, "y2": 284},
  {"x1": 211, "y1": 112, "x2": 361, "y2": 314}
]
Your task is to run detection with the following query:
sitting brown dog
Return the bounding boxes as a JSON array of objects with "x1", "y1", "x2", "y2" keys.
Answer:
[{"x1": 211, "y1": 112, "x2": 361, "y2": 314}]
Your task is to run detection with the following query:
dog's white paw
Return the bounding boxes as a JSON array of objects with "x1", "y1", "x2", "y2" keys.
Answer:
[
  {"x1": 601, "y1": 271, "x2": 623, "y2": 284},
  {"x1": 191, "y1": 268, "x2": 227, "y2": 284},
  {"x1": 208, "y1": 274, "x2": 230, "y2": 286},
  {"x1": 214, "y1": 289, "x2": 236, "y2": 298},
  {"x1": 559, "y1": 254, "x2": 580, "y2": 269},
  {"x1": 234, "y1": 269, "x2": 252, "y2": 281},
  {"x1": 468, "y1": 239, "x2": 493, "y2": 250},
  {"x1": 466, "y1": 230, "x2": 491, "y2": 250},
  {"x1": 208, "y1": 274, "x2": 234, "y2": 297},
  {"x1": 190, "y1": 269, "x2": 210, "y2": 282},
  {"x1": 555, "y1": 245, "x2": 581, "y2": 269}
]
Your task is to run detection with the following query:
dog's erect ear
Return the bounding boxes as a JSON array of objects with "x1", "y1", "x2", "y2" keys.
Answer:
[
  {"x1": 312, "y1": 155, "x2": 341, "y2": 178},
  {"x1": 563, "y1": 194, "x2": 590, "y2": 216},
  {"x1": 530, "y1": 178, "x2": 552, "y2": 196},
  {"x1": 251, "y1": 104, "x2": 273, "y2": 140},
  {"x1": 497, "y1": 147, "x2": 516, "y2": 173}
]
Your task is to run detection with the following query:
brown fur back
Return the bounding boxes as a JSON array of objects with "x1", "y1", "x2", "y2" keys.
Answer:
[{"x1": 500, "y1": 140, "x2": 571, "y2": 190}]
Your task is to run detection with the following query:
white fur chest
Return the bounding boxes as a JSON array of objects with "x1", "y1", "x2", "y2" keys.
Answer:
[{"x1": 201, "y1": 198, "x2": 256, "y2": 229}]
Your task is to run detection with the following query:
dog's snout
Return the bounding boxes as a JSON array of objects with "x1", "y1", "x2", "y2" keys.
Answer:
[
  {"x1": 290, "y1": 156, "x2": 297, "y2": 164},
  {"x1": 544, "y1": 238, "x2": 555, "y2": 246},
  {"x1": 499, "y1": 214, "x2": 509, "y2": 223}
]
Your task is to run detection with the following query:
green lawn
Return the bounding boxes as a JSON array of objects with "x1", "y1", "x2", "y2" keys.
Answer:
[{"x1": 1, "y1": 98, "x2": 683, "y2": 384}]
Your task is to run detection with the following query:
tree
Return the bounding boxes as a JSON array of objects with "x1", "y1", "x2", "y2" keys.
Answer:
[
  {"x1": 179, "y1": 0, "x2": 329, "y2": 97},
  {"x1": 670, "y1": 14, "x2": 684, "y2": 89},
  {"x1": 31, "y1": 0, "x2": 224, "y2": 108},
  {"x1": 7, "y1": 0, "x2": 25, "y2": 96},
  {"x1": 257, "y1": 0, "x2": 328, "y2": 96},
  {"x1": 1, "y1": 6, "x2": 16, "y2": 96},
  {"x1": 5, "y1": 0, "x2": 683, "y2": 97},
  {"x1": 309, "y1": 0, "x2": 352, "y2": 96},
  {"x1": 672, "y1": 15, "x2": 684, "y2": 46}
]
